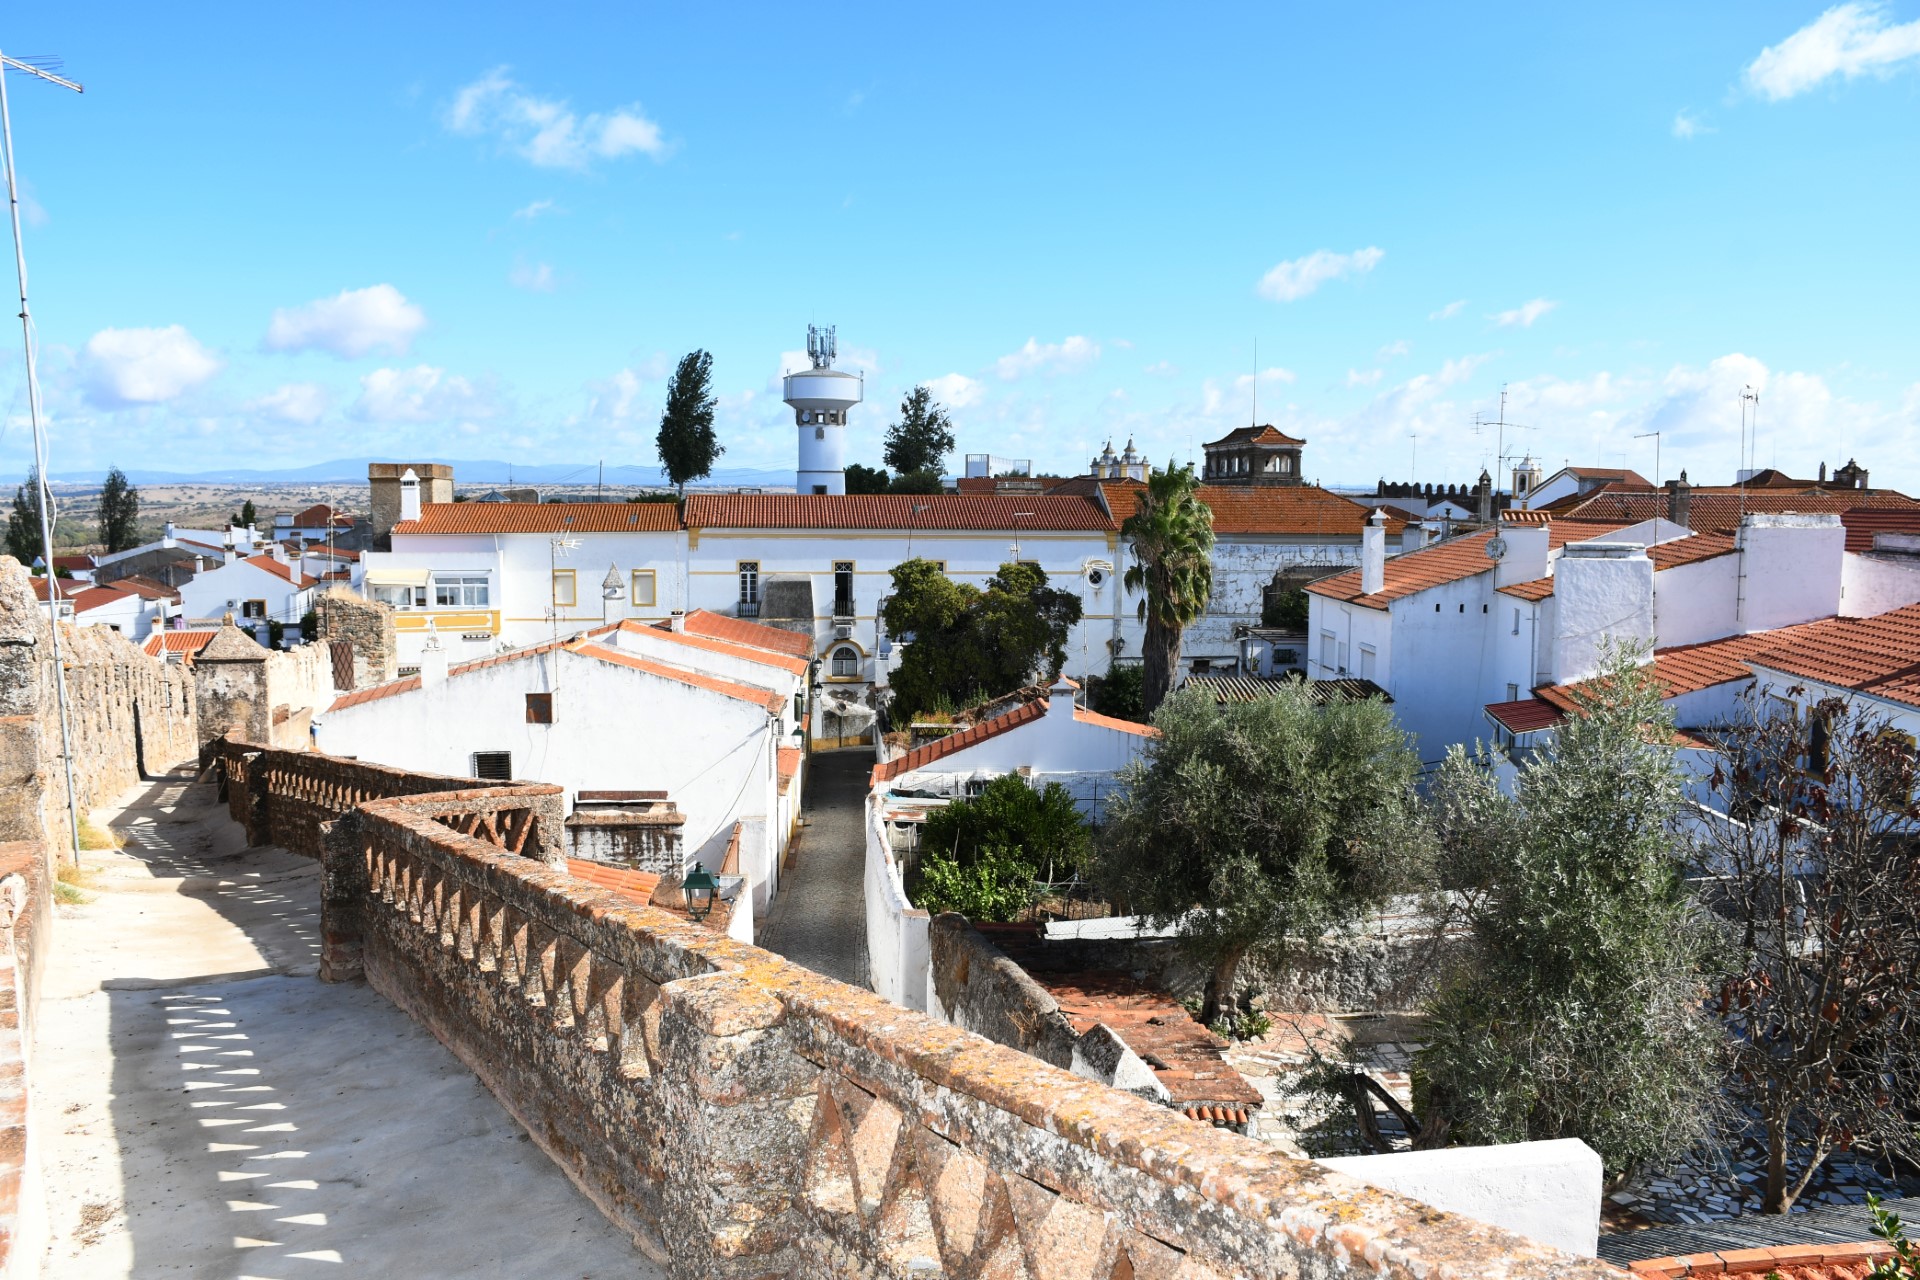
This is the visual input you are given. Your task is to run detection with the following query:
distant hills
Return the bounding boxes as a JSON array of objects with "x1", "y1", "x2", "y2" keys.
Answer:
[{"x1": 43, "y1": 459, "x2": 799, "y2": 490}]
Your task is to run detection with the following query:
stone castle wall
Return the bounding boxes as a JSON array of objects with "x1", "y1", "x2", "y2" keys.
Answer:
[
  {"x1": 0, "y1": 557, "x2": 198, "y2": 859},
  {"x1": 223, "y1": 739, "x2": 1617, "y2": 1279},
  {"x1": 312, "y1": 587, "x2": 396, "y2": 690}
]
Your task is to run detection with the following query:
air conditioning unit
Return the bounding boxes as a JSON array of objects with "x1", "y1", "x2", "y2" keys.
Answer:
[{"x1": 834, "y1": 622, "x2": 853, "y2": 640}]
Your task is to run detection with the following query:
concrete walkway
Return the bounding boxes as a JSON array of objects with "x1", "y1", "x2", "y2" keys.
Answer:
[
  {"x1": 35, "y1": 769, "x2": 655, "y2": 1279},
  {"x1": 757, "y1": 748, "x2": 870, "y2": 987}
]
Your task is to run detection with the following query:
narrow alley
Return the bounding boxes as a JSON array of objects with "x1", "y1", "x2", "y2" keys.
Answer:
[{"x1": 756, "y1": 747, "x2": 871, "y2": 987}]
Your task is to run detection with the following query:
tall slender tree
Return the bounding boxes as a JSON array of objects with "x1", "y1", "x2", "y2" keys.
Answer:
[
  {"x1": 883, "y1": 385, "x2": 956, "y2": 481},
  {"x1": 1121, "y1": 462, "x2": 1214, "y2": 715},
  {"x1": 233, "y1": 498, "x2": 257, "y2": 529},
  {"x1": 99, "y1": 467, "x2": 141, "y2": 553},
  {"x1": 656, "y1": 350, "x2": 721, "y2": 495},
  {"x1": 6, "y1": 469, "x2": 46, "y2": 564}
]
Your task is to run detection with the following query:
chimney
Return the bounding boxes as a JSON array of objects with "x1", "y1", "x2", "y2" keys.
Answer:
[
  {"x1": 601, "y1": 563, "x2": 627, "y2": 625},
  {"x1": 222, "y1": 532, "x2": 237, "y2": 567},
  {"x1": 162, "y1": 521, "x2": 177, "y2": 549},
  {"x1": 668, "y1": 609, "x2": 686, "y2": 633},
  {"x1": 1361, "y1": 509, "x2": 1387, "y2": 596},
  {"x1": 1819, "y1": 461, "x2": 1828, "y2": 484},
  {"x1": 1049, "y1": 675, "x2": 1078, "y2": 715},
  {"x1": 1549, "y1": 542, "x2": 1654, "y2": 685},
  {"x1": 1475, "y1": 471, "x2": 1494, "y2": 523},
  {"x1": 1494, "y1": 521, "x2": 1550, "y2": 588},
  {"x1": 399, "y1": 468, "x2": 422, "y2": 523},
  {"x1": 419, "y1": 636, "x2": 449, "y2": 688},
  {"x1": 1665, "y1": 470, "x2": 1691, "y2": 528}
]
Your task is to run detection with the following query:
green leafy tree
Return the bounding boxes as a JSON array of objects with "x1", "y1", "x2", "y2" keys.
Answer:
[
  {"x1": 882, "y1": 559, "x2": 1083, "y2": 723},
  {"x1": 887, "y1": 469, "x2": 944, "y2": 495},
  {"x1": 233, "y1": 498, "x2": 257, "y2": 528},
  {"x1": 911, "y1": 775, "x2": 1091, "y2": 921},
  {"x1": 656, "y1": 349, "x2": 722, "y2": 495},
  {"x1": 883, "y1": 385, "x2": 956, "y2": 479},
  {"x1": 1121, "y1": 462, "x2": 1214, "y2": 715},
  {"x1": 1091, "y1": 662, "x2": 1144, "y2": 721},
  {"x1": 1094, "y1": 684, "x2": 1422, "y2": 1024},
  {"x1": 1261, "y1": 583, "x2": 1310, "y2": 630},
  {"x1": 99, "y1": 467, "x2": 141, "y2": 553},
  {"x1": 6, "y1": 469, "x2": 46, "y2": 564},
  {"x1": 1415, "y1": 650, "x2": 1723, "y2": 1180},
  {"x1": 845, "y1": 463, "x2": 891, "y2": 494}
]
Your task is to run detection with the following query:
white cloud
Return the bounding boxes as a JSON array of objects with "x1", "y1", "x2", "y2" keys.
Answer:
[
  {"x1": 1235, "y1": 366, "x2": 1298, "y2": 390},
  {"x1": 511, "y1": 198, "x2": 561, "y2": 220},
  {"x1": 1671, "y1": 109, "x2": 1713, "y2": 139},
  {"x1": 351, "y1": 365, "x2": 490, "y2": 423},
  {"x1": 1256, "y1": 246, "x2": 1384, "y2": 302},
  {"x1": 1429, "y1": 299, "x2": 1468, "y2": 321},
  {"x1": 265, "y1": 284, "x2": 426, "y2": 359},
  {"x1": 1745, "y1": 3, "x2": 1920, "y2": 100},
  {"x1": 446, "y1": 66, "x2": 669, "y2": 170},
  {"x1": 924, "y1": 372, "x2": 983, "y2": 409},
  {"x1": 509, "y1": 261, "x2": 557, "y2": 292},
  {"x1": 1347, "y1": 368, "x2": 1384, "y2": 388},
  {"x1": 81, "y1": 325, "x2": 222, "y2": 407},
  {"x1": 1378, "y1": 339, "x2": 1411, "y2": 359},
  {"x1": 1142, "y1": 360, "x2": 1177, "y2": 377},
  {"x1": 1491, "y1": 298, "x2": 1558, "y2": 328},
  {"x1": 244, "y1": 382, "x2": 329, "y2": 425},
  {"x1": 994, "y1": 335, "x2": 1101, "y2": 380},
  {"x1": 581, "y1": 368, "x2": 648, "y2": 424}
]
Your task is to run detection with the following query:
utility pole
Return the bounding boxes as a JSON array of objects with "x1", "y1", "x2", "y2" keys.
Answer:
[{"x1": 0, "y1": 49, "x2": 84, "y2": 868}]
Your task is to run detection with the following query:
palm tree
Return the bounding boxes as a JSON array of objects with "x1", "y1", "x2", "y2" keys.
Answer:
[{"x1": 1122, "y1": 462, "x2": 1214, "y2": 715}]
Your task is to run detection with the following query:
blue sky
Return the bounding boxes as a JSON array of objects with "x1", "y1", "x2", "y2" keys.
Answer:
[{"x1": 1, "y1": 2, "x2": 1916, "y2": 490}]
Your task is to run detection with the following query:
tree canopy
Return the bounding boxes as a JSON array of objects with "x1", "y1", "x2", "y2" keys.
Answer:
[
  {"x1": 233, "y1": 498, "x2": 257, "y2": 529},
  {"x1": 1121, "y1": 462, "x2": 1214, "y2": 715},
  {"x1": 1415, "y1": 650, "x2": 1722, "y2": 1179},
  {"x1": 881, "y1": 559, "x2": 1082, "y2": 723},
  {"x1": 656, "y1": 350, "x2": 722, "y2": 494},
  {"x1": 882, "y1": 385, "x2": 955, "y2": 481},
  {"x1": 911, "y1": 775, "x2": 1090, "y2": 922},
  {"x1": 6, "y1": 470, "x2": 46, "y2": 564},
  {"x1": 844, "y1": 463, "x2": 891, "y2": 494},
  {"x1": 99, "y1": 467, "x2": 141, "y2": 553},
  {"x1": 1093, "y1": 683, "x2": 1422, "y2": 1023}
]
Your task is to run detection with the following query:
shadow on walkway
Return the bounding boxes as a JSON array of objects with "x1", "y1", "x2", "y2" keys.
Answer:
[{"x1": 757, "y1": 748, "x2": 872, "y2": 987}]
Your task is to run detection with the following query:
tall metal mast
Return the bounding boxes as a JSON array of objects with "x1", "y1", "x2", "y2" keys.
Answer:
[{"x1": 0, "y1": 50, "x2": 84, "y2": 867}]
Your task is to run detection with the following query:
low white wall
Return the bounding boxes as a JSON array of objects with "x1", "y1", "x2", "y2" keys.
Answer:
[
  {"x1": 864, "y1": 796, "x2": 930, "y2": 1010},
  {"x1": 1320, "y1": 1137, "x2": 1603, "y2": 1258}
]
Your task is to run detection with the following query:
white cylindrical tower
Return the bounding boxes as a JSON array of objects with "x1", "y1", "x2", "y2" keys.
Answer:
[{"x1": 784, "y1": 324, "x2": 862, "y2": 495}]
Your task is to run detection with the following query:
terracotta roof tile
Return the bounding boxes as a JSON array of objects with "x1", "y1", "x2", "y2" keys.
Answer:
[
  {"x1": 872, "y1": 699, "x2": 1048, "y2": 784},
  {"x1": 1841, "y1": 505, "x2": 1920, "y2": 554},
  {"x1": 1025, "y1": 969, "x2": 1263, "y2": 1110},
  {"x1": 1306, "y1": 530, "x2": 1499, "y2": 609},
  {"x1": 675, "y1": 609, "x2": 812, "y2": 658},
  {"x1": 565, "y1": 859, "x2": 663, "y2": 904},
  {"x1": 621, "y1": 620, "x2": 809, "y2": 675},
  {"x1": 1744, "y1": 602, "x2": 1920, "y2": 711},
  {"x1": 1558, "y1": 466, "x2": 1650, "y2": 483},
  {"x1": 1485, "y1": 696, "x2": 1569, "y2": 734},
  {"x1": 1648, "y1": 532, "x2": 1738, "y2": 569},
  {"x1": 777, "y1": 746, "x2": 801, "y2": 789},
  {"x1": 1495, "y1": 576, "x2": 1554, "y2": 601},
  {"x1": 684, "y1": 493, "x2": 1115, "y2": 532},
  {"x1": 110, "y1": 575, "x2": 181, "y2": 600},
  {"x1": 1071, "y1": 705, "x2": 1160, "y2": 736},
  {"x1": 395, "y1": 502, "x2": 682, "y2": 535},
  {"x1": 243, "y1": 554, "x2": 320, "y2": 589},
  {"x1": 142, "y1": 629, "x2": 218, "y2": 658},
  {"x1": 572, "y1": 642, "x2": 789, "y2": 713},
  {"x1": 1626, "y1": 1243, "x2": 1887, "y2": 1277},
  {"x1": 1562, "y1": 488, "x2": 1919, "y2": 536},
  {"x1": 1203, "y1": 424, "x2": 1305, "y2": 449}
]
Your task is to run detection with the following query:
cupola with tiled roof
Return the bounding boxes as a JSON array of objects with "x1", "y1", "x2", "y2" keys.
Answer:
[{"x1": 1200, "y1": 424, "x2": 1304, "y2": 488}]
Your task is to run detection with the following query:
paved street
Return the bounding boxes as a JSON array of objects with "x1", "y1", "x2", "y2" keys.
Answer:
[
  {"x1": 757, "y1": 748, "x2": 871, "y2": 987},
  {"x1": 36, "y1": 770, "x2": 652, "y2": 1279}
]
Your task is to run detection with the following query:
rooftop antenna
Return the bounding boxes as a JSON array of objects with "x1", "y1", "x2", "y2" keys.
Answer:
[
  {"x1": 1408, "y1": 429, "x2": 1418, "y2": 482},
  {"x1": 1251, "y1": 338, "x2": 1257, "y2": 427},
  {"x1": 1739, "y1": 386, "x2": 1759, "y2": 523},
  {"x1": 1633, "y1": 430, "x2": 1662, "y2": 489},
  {"x1": 1471, "y1": 384, "x2": 1534, "y2": 497},
  {"x1": 1, "y1": 48, "x2": 84, "y2": 870}
]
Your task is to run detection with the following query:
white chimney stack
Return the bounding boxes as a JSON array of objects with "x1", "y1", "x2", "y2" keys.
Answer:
[
  {"x1": 1360, "y1": 509, "x2": 1387, "y2": 596},
  {"x1": 419, "y1": 636, "x2": 449, "y2": 688},
  {"x1": 668, "y1": 609, "x2": 686, "y2": 633},
  {"x1": 399, "y1": 468, "x2": 422, "y2": 523}
]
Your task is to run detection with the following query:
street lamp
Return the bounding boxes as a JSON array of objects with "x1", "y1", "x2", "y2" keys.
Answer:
[{"x1": 681, "y1": 862, "x2": 718, "y2": 922}]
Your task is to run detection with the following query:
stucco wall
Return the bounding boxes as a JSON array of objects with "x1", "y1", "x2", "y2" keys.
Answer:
[
  {"x1": 865, "y1": 794, "x2": 931, "y2": 1010},
  {"x1": 1322, "y1": 1138, "x2": 1603, "y2": 1258},
  {"x1": 1842, "y1": 549, "x2": 1920, "y2": 618}
]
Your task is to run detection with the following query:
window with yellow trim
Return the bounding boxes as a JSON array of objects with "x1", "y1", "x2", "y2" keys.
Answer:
[
  {"x1": 631, "y1": 569, "x2": 657, "y2": 607},
  {"x1": 552, "y1": 570, "x2": 577, "y2": 608}
]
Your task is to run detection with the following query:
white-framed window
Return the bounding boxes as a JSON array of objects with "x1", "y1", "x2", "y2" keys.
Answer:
[
  {"x1": 830, "y1": 645, "x2": 859, "y2": 678},
  {"x1": 433, "y1": 574, "x2": 489, "y2": 608},
  {"x1": 552, "y1": 570, "x2": 577, "y2": 608},
  {"x1": 739, "y1": 562, "x2": 760, "y2": 605},
  {"x1": 372, "y1": 583, "x2": 426, "y2": 609},
  {"x1": 1357, "y1": 644, "x2": 1375, "y2": 679},
  {"x1": 833, "y1": 561, "x2": 855, "y2": 617},
  {"x1": 1320, "y1": 629, "x2": 1337, "y2": 670},
  {"x1": 631, "y1": 570, "x2": 656, "y2": 607}
]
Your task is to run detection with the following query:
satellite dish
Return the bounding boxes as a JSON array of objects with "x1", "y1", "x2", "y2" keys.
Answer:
[{"x1": 1485, "y1": 535, "x2": 1508, "y2": 561}]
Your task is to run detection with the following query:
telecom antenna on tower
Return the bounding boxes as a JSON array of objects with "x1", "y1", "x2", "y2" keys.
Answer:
[{"x1": 785, "y1": 324, "x2": 862, "y2": 495}]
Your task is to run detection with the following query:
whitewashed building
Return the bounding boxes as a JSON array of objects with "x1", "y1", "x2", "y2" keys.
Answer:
[{"x1": 175, "y1": 549, "x2": 320, "y2": 637}]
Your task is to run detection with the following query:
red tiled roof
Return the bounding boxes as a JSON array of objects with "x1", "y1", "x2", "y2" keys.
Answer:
[
  {"x1": 565, "y1": 858, "x2": 664, "y2": 904},
  {"x1": 1625, "y1": 1242, "x2": 1888, "y2": 1277},
  {"x1": 63, "y1": 585, "x2": 144, "y2": 614},
  {"x1": 1072, "y1": 705, "x2": 1159, "y2": 736},
  {"x1": 777, "y1": 746, "x2": 800, "y2": 791},
  {"x1": 143, "y1": 629, "x2": 217, "y2": 658},
  {"x1": 329, "y1": 675, "x2": 422, "y2": 710},
  {"x1": 620, "y1": 620, "x2": 808, "y2": 675},
  {"x1": 1137, "y1": 483, "x2": 1407, "y2": 538},
  {"x1": 1744, "y1": 603, "x2": 1920, "y2": 711},
  {"x1": 49, "y1": 555, "x2": 95, "y2": 571},
  {"x1": 1648, "y1": 532, "x2": 1738, "y2": 569},
  {"x1": 1306, "y1": 530, "x2": 1498, "y2": 609},
  {"x1": 394, "y1": 502, "x2": 682, "y2": 535},
  {"x1": 290, "y1": 503, "x2": 336, "y2": 525},
  {"x1": 110, "y1": 575, "x2": 180, "y2": 600},
  {"x1": 1500, "y1": 509, "x2": 1554, "y2": 524},
  {"x1": 1561, "y1": 487, "x2": 1920, "y2": 536},
  {"x1": 572, "y1": 642, "x2": 789, "y2": 713},
  {"x1": 1557, "y1": 466, "x2": 1650, "y2": 484},
  {"x1": 872, "y1": 699, "x2": 1048, "y2": 784},
  {"x1": 1028, "y1": 968, "x2": 1262, "y2": 1110},
  {"x1": 684, "y1": 493, "x2": 1115, "y2": 532},
  {"x1": 243, "y1": 554, "x2": 320, "y2": 589},
  {"x1": 1841, "y1": 505, "x2": 1920, "y2": 554},
  {"x1": 1529, "y1": 617, "x2": 1847, "y2": 721},
  {"x1": 1204, "y1": 424, "x2": 1305, "y2": 449},
  {"x1": 675, "y1": 609, "x2": 813, "y2": 658},
  {"x1": 1495, "y1": 576, "x2": 1554, "y2": 601},
  {"x1": 1485, "y1": 697, "x2": 1569, "y2": 734}
]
